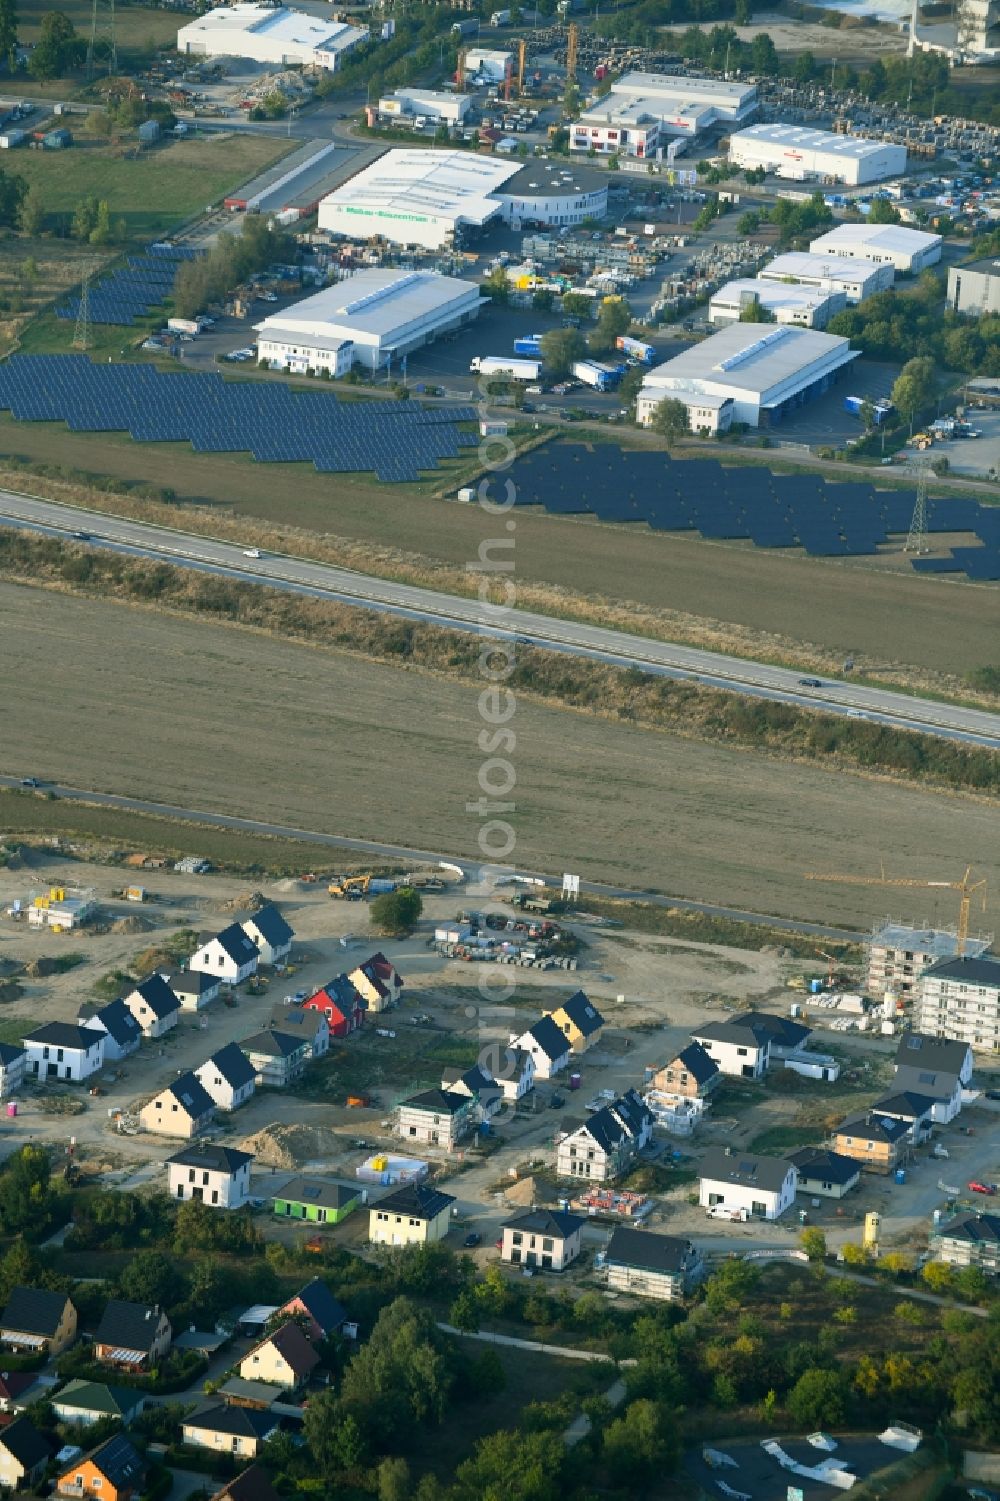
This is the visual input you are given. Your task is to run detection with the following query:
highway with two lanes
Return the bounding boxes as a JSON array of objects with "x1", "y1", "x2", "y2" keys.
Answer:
[{"x1": 3, "y1": 487, "x2": 999, "y2": 748}]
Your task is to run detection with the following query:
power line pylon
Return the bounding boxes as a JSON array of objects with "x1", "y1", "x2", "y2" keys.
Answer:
[
  {"x1": 904, "y1": 457, "x2": 930, "y2": 555},
  {"x1": 87, "y1": 0, "x2": 117, "y2": 81},
  {"x1": 72, "y1": 265, "x2": 94, "y2": 352}
]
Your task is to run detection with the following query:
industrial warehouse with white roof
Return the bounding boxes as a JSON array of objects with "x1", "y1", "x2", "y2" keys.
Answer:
[
  {"x1": 728, "y1": 123, "x2": 907, "y2": 186},
  {"x1": 636, "y1": 323, "x2": 859, "y2": 433},
  {"x1": 757, "y1": 251, "x2": 895, "y2": 304},
  {"x1": 708, "y1": 279, "x2": 846, "y2": 330},
  {"x1": 318, "y1": 150, "x2": 608, "y2": 250},
  {"x1": 573, "y1": 71, "x2": 757, "y2": 157},
  {"x1": 808, "y1": 224, "x2": 944, "y2": 274},
  {"x1": 254, "y1": 269, "x2": 483, "y2": 374},
  {"x1": 177, "y1": 4, "x2": 367, "y2": 69}
]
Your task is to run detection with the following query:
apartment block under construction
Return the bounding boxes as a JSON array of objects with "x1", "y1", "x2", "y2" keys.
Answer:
[{"x1": 866, "y1": 920, "x2": 992, "y2": 1003}]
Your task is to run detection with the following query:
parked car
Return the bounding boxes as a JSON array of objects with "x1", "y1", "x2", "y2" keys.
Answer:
[
  {"x1": 19, "y1": 777, "x2": 39, "y2": 788},
  {"x1": 968, "y1": 1181, "x2": 997, "y2": 1195},
  {"x1": 463, "y1": 1232, "x2": 481, "y2": 1248},
  {"x1": 243, "y1": 548, "x2": 262, "y2": 559}
]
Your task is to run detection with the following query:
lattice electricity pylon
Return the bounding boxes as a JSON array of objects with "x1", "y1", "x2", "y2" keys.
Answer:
[
  {"x1": 86, "y1": 0, "x2": 117, "y2": 80},
  {"x1": 71, "y1": 265, "x2": 94, "y2": 351},
  {"x1": 904, "y1": 458, "x2": 930, "y2": 555}
]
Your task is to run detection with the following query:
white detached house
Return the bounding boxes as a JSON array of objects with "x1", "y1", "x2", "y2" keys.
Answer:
[
  {"x1": 511, "y1": 1016, "x2": 571, "y2": 1080},
  {"x1": 122, "y1": 975, "x2": 181, "y2": 1040},
  {"x1": 24, "y1": 1024, "x2": 104, "y2": 1084},
  {"x1": 698, "y1": 1146, "x2": 797, "y2": 1221},
  {"x1": 195, "y1": 1043, "x2": 257, "y2": 1112},
  {"x1": 189, "y1": 924, "x2": 260, "y2": 985},
  {"x1": 240, "y1": 905, "x2": 294, "y2": 967},
  {"x1": 166, "y1": 1143, "x2": 253, "y2": 1209}
]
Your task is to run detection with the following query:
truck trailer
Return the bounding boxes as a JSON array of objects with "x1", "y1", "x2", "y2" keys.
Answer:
[
  {"x1": 616, "y1": 334, "x2": 656, "y2": 364},
  {"x1": 470, "y1": 355, "x2": 542, "y2": 381},
  {"x1": 451, "y1": 18, "x2": 479, "y2": 35},
  {"x1": 513, "y1": 335, "x2": 544, "y2": 357},
  {"x1": 491, "y1": 8, "x2": 512, "y2": 23},
  {"x1": 844, "y1": 395, "x2": 894, "y2": 425},
  {"x1": 573, "y1": 359, "x2": 623, "y2": 391}
]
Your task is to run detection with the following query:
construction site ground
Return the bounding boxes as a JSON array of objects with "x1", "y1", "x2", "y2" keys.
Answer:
[{"x1": 0, "y1": 851, "x2": 997, "y2": 1273}]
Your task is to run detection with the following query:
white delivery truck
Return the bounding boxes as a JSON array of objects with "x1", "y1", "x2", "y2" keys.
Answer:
[
  {"x1": 167, "y1": 317, "x2": 202, "y2": 336},
  {"x1": 470, "y1": 355, "x2": 542, "y2": 381}
]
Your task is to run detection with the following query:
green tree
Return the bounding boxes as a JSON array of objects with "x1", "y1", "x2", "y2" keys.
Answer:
[
  {"x1": 340, "y1": 1297, "x2": 454, "y2": 1432},
  {"x1": 0, "y1": 1146, "x2": 58, "y2": 1236},
  {"x1": 787, "y1": 1367, "x2": 846, "y2": 1429},
  {"x1": 28, "y1": 10, "x2": 82, "y2": 79},
  {"x1": 800, "y1": 1227, "x2": 827, "y2": 1262},
  {"x1": 920, "y1": 1260, "x2": 954, "y2": 1294},
  {"x1": 118, "y1": 1250, "x2": 187, "y2": 1311},
  {"x1": 868, "y1": 196, "x2": 901, "y2": 224},
  {"x1": 482, "y1": 266, "x2": 510, "y2": 303},
  {"x1": 370, "y1": 887, "x2": 422, "y2": 935},
  {"x1": 0, "y1": 0, "x2": 17, "y2": 72},
  {"x1": 594, "y1": 295, "x2": 632, "y2": 349},
  {"x1": 750, "y1": 33, "x2": 778, "y2": 72},
  {"x1": 449, "y1": 1288, "x2": 480, "y2": 1333},
  {"x1": 955, "y1": 1265, "x2": 989, "y2": 1303},
  {"x1": 560, "y1": 291, "x2": 593, "y2": 319},
  {"x1": 540, "y1": 326, "x2": 586, "y2": 376},
  {"x1": 737, "y1": 210, "x2": 761, "y2": 235},
  {"x1": 71, "y1": 196, "x2": 98, "y2": 243},
  {"x1": 89, "y1": 199, "x2": 112, "y2": 247},
  {"x1": 793, "y1": 50, "x2": 817, "y2": 82},
  {"x1": 891, "y1": 354, "x2": 936, "y2": 434},
  {"x1": 453, "y1": 1428, "x2": 564, "y2": 1501},
  {"x1": 19, "y1": 186, "x2": 45, "y2": 237},
  {"x1": 378, "y1": 1458, "x2": 412, "y2": 1501},
  {"x1": 649, "y1": 396, "x2": 690, "y2": 442},
  {"x1": 602, "y1": 1398, "x2": 679, "y2": 1486},
  {"x1": 0, "y1": 1236, "x2": 43, "y2": 1305},
  {"x1": 0, "y1": 165, "x2": 24, "y2": 229}
]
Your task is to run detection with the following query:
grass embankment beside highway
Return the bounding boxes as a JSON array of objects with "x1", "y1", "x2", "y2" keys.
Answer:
[
  {"x1": 2, "y1": 526, "x2": 999, "y2": 805},
  {"x1": 0, "y1": 436, "x2": 998, "y2": 712}
]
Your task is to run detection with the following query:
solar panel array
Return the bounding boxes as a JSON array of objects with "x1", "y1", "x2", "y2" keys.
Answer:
[
  {"x1": 501, "y1": 444, "x2": 1000, "y2": 580},
  {"x1": 56, "y1": 243, "x2": 203, "y2": 327},
  {"x1": 0, "y1": 355, "x2": 476, "y2": 484}
]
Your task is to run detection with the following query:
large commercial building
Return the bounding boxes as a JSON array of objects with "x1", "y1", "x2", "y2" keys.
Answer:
[
  {"x1": 728, "y1": 123, "x2": 907, "y2": 187},
  {"x1": 708, "y1": 279, "x2": 846, "y2": 330},
  {"x1": 809, "y1": 224, "x2": 942, "y2": 274},
  {"x1": 636, "y1": 322, "x2": 858, "y2": 431},
  {"x1": 758, "y1": 251, "x2": 894, "y2": 305},
  {"x1": 318, "y1": 150, "x2": 607, "y2": 250},
  {"x1": 255, "y1": 269, "x2": 483, "y2": 373},
  {"x1": 573, "y1": 71, "x2": 756, "y2": 158},
  {"x1": 177, "y1": 5, "x2": 367, "y2": 70},
  {"x1": 948, "y1": 257, "x2": 1000, "y2": 317},
  {"x1": 378, "y1": 89, "x2": 470, "y2": 126},
  {"x1": 916, "y1": 954, "x2": 1000, "y2": 1052}
]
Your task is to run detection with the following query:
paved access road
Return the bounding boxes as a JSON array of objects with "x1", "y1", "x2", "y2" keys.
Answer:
[{"x1": 4, "y1": 487, "x2": 999, "y2": 750}]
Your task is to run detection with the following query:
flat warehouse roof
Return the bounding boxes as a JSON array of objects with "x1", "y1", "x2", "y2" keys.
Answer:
[
  {"x1": 254, "y1": 269, "x2": 480, "y2": 340},
  {"x1": 730, "y1": 124, "x2": 898, "y2": 161},
  {"x1": 712, "y1": 279, "x2": 833, "y2": 311},
  {"x1": 321, "y1": 149, "x2": 519, "y2": 226},
  {"x1": 612, "y1": 70, "x2": 755, "y2": 105},
  {"x1": 760, "y1": 251, "x2": 886, "y2": 280},
  {"x1": 180, "y1": 4, "x2": 361, "y2": 49},
  {"x1": 644, "y1": 323, "x2": 856, "y2": 397},
  {"x1": 810, "y1": 224, "x2": 943, "y2": 253},
  {"x1": 498, "y1": 162, "x2": 607, "y2": 197}
]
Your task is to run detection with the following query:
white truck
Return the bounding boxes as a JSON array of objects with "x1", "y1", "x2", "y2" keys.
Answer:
[
  {"x1": 167, "y1": 317, "x2": 204, "y2": 336},
  {"x1": 470, "y1": 355, "x2": 542, "y2": 382},
  {"x1": 491, "y1": 8, "x2": 512, "y2": 22}
]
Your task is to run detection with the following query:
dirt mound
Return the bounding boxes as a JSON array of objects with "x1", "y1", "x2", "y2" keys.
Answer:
[
  {"x1": 238, "y1": 1122, "x2": 346, "y2": 1169},
  {"x1": 111, "y1": 915, "x2": 153, "y2": 934},
  {"x1": 219, "y1": 889, "x2": 267, "y2": 914},
  {"x1": 504, "y1": 1175, "x2": 539, "y2": 1207}
]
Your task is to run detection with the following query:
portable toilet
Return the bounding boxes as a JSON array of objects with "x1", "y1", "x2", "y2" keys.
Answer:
[{"x1": 894, "y1": 1168, "x2": 906, "y2": 1185}]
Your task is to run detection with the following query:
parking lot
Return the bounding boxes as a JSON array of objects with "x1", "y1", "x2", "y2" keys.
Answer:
[{"x1": 765, "y1": 357, "x2": 903, "y2": 446}]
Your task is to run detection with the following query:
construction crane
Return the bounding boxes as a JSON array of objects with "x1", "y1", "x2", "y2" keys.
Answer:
[
  {"x1": 566, "y1": 21, "x2": 578, "y2": 85},
  {"x1": 455, "y1": 48, "x2": 467, "y2": 87},
  {"x1": 805, "y1": 865, "x2": 988, "y2": 956},
  {"x1": 517, "y1": 37, "x2": 526, "y2": 95}
]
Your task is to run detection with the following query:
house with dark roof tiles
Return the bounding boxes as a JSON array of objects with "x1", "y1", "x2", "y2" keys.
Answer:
[
  {"x1": 140, "y1": 1071, "x2": 215, "y2": 1139},
  {"x1": 189, "y1": 924, "x2": 260, "y2": 986},
  {"x1": 604, "y1": 1227, "x2": 705, "y2": 1300},
  {"x1": 196, "y1": 1042, "x2": 257, "y2": 1112},
  {"x1": 241, "y1": 905, "x2": 294, "y2": 967},
  {"x1": 500, "y1": 1209, "x2": 584, "y2": 1271},
  {"x1": 303, "y1": 976, "x2": 365, "y2": 1038},
  {"x1": 121, "y1": 973, "x2": 181, "y2": 1039},
  {"x1": 80, "y1": 999, "x2": 141, "y2": 1062},
  {"x1": 55, "y1": 1434, "x2": 144, "y2": 1501},
  {"x1": 94, "y1": 1300, "x2": 171, "y2": 1370},
  {"x1": 0, "y1": 1285, "x2": 77, "y2": 1354},
  {"x1": 545, "y1": 991, "x2": 604, "y2": 1054},
  {"x1": 511, "y1": 1015, "x2": 571, "y2": 1079}
]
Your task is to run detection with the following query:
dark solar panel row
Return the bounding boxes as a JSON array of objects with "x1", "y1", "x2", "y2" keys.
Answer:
[
  {"x1": 55, "y1": 242, "x2": 205, "y2": 327},
  {"x1": 0, "y1": 354, "x2": 474, "y2": 485},
  {"x1": 504, "y1": 444, "x2": 1000, "y2": 583}
]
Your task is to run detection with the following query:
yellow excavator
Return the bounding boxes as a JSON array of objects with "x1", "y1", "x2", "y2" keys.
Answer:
[{"x1": 328, "y1": 875, "x2": 372, "y2": 900}]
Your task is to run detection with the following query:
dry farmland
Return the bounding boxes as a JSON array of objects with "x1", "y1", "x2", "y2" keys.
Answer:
[{"x1": 5, "y1": 581, "x2": 1000, "y2": 929}]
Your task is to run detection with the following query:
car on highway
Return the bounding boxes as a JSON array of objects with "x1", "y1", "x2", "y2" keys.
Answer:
[
  {"x1": 19, "y1": 777, "x2": 39, "y2": 788},
  {"x1": 243, "y1": 548, "x2": 262, "y2": 559},
  {"x1": 462, "y1": 1232, "x2": 481, "y2": 1248},
  {"x1": 798, "y1": 677, "x2": 823, "y2": 688},
  {"x1": 72, "y1": 531, "x2": 91, "y2": 541},
  {"x1": 968, "y1": 1180, "x2": 997, "y2": 1195}
]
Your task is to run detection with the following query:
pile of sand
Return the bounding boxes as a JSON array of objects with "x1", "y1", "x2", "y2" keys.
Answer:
[
  {"x1": 219, "y1": 889, "x2": 267, "y2": 914},
  {"x1": 504, "y1": 1175, "x2": 539, "y2": 1207},
  {"x1": 238, "y1": 1122, "x2": 346, "y2": 1169},
  {"x1": 110, "y1": 915, "x2": 153, "y2": 934}
]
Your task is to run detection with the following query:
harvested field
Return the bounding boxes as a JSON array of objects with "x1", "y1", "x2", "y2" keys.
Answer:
[
  {"x1": 5, "y1": 582, "x2": 1000, "y2": 928},
  {"x1": 0, "y1": 418, "x2": 996, "y2": 686}
]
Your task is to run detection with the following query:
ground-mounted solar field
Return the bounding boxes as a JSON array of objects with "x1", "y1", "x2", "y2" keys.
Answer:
[
  {"x1": 56, "y1": 243, "x2": 202, "y2": 328},
  {"x1": 0, "y1": 355, "x2": 477, "y2": 485},
  {"x1": 501, "y1": 443, "x2": 1000, "y2": 582}
]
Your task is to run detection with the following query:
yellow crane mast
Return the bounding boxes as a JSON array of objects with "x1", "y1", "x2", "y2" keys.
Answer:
[
  {"x1": 566, "y1": 21, "x2": 578, "y2": 84},
  {"x1": 804, "y1": 865, "x2": 987, "y2": 956}
]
